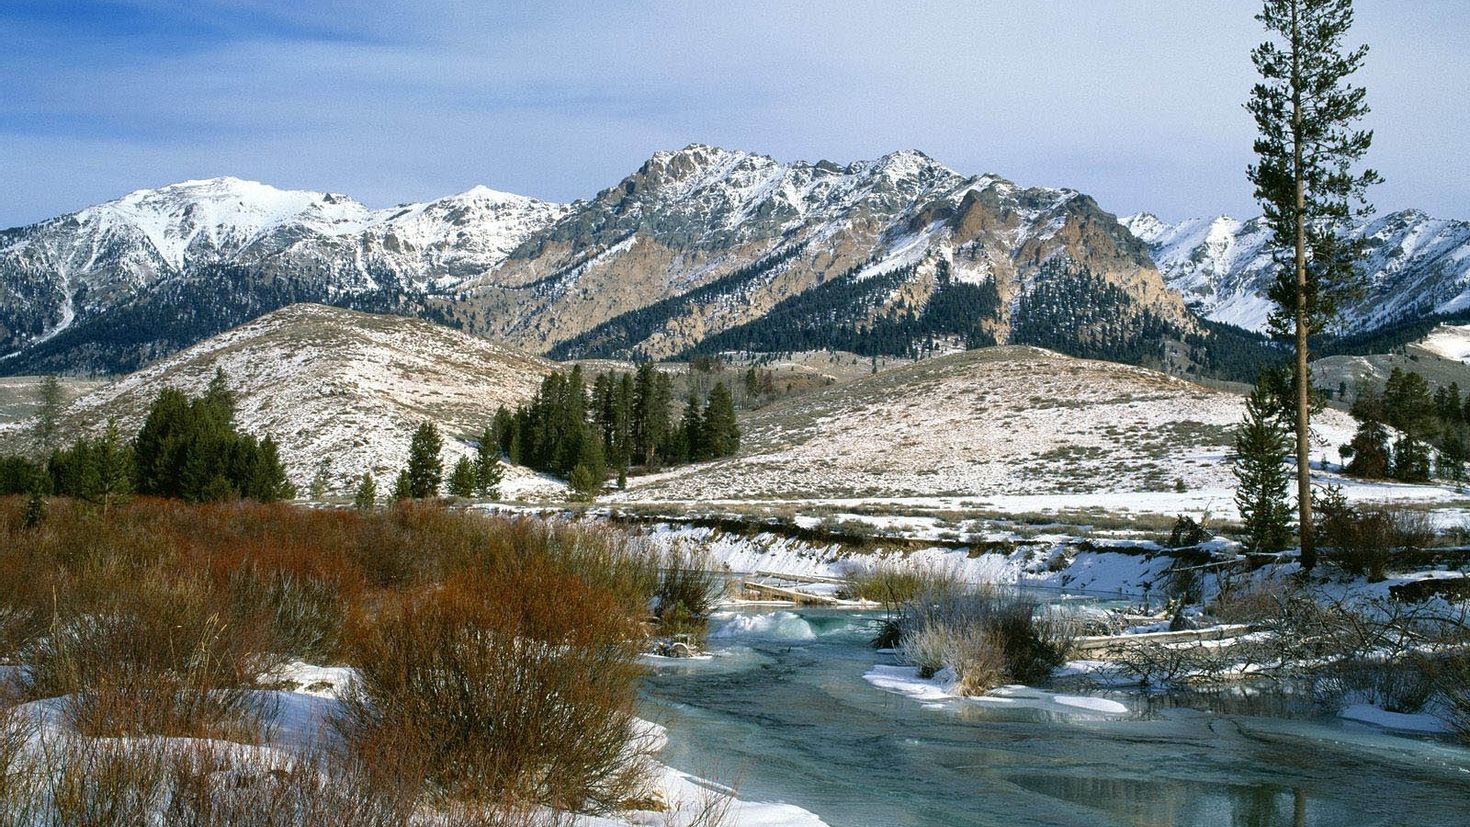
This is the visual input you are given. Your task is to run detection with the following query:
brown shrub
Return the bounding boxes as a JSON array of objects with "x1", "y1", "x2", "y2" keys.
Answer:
[
  {"x1": 0, "y1": 496, "x2": 662, "y2": 815},
  {"x1": 21, "y1": 569, "x2": 271, "y2": 740},
  {"x1": 339, "y1": 561, "x2": 648, "y2": 812}
]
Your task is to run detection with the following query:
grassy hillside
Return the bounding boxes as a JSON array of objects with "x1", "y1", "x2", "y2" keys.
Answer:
[
  {"x1": 618, "y1": 346, "x2": 1360, "y2": 502},
  {"x1": 7, "y1": 304, "x2": 557, "y2": 495}
]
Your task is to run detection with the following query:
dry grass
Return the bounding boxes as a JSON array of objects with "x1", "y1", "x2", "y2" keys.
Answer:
[{"x1": 0, "y1": 495, "x2": 663, "y2": 820}]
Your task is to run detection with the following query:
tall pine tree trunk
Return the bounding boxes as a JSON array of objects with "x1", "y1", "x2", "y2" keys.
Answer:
[{"x1": 1290, "y1": 3, "x2": 1315, "y2": 569}]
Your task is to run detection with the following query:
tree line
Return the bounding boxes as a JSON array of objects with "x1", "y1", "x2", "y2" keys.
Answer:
[
  {"x1": 1341, "y1": 368, "x2": 1467, "y2": 484},
  {"x1": 484, "y1": 364, "x2": 739, "y2": 500},
  {"x1": 1, "y1": 369, "x2": 294, "y2": 509}
]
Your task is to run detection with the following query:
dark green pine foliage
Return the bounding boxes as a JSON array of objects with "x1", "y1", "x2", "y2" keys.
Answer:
[
  {"x1": 701, "y1": 382, "x2": 740, "y2": 459},
  {"x1": 404, "y1": 422, "x2": 444, "y2": 499},
  {"x1": 1234, "y1": 382, "x2": 1295, "y2": 553},
  {"x1": 687, "y1": 260, "x2": 1001, "y2": 360},
  {"x1": 1010, "y1": 262, "x2": 1178, "y2": 366},
  {"x1": 1438, "y1": 431, "x2": 1467, "y2": 485},
  {"x1": 47, "y1": 418, "x2": 136, "y2": 509},
  {"x1": 549, "y1": 245, "x2": 807, "y2": 360},
  {"x1": 1344, "y1": 419, "x2": 1390, "y2": 479},
  {"x1": 631, "y1": 365, "x2": 674, "y2": 468},
  {"x1": 492, "y1": 364, "x2": 738, "y2": 486},
  {"x1": 1382, "y1": 368, "x2": 1435, "y2": 440},
  {"x1": 1247, "y1": 0, "x2": 1379, "y2": 570},
  {"x1": 448, "y1": 456, "x2": 479, "y2": 498},
  {"x1": 0, "y1": 456, "x2": 43, "y2": 496},
  {"x1": 6, "y1": 265, "x2": 427, "y2": 376},
  {"x1": 132, "y1": 371, "x2": 293, "y2": 502},
  {"x1": 677, "y1": 392, "x2": 704, "y2": 463},
  {"x1": 1391, "y1": 436, "x2": 1431, "y2": 483},
  {"x1": 33, "y1": 374, "x2": 65, "y2": 456},
  {"x1": 353, "y1": 473, "x2": 377, "y2": 510},
  {"x1": 474, "y1": 427, "x2": 503, "y2": 498},
  {"x1": 392, "y1": 470, "x2": 412, "y2": 502}
]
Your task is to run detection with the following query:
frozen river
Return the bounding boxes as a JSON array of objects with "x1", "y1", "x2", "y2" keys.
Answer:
[{"x1": 639, "y1": 606, "x2": 1470, "y2": 827}]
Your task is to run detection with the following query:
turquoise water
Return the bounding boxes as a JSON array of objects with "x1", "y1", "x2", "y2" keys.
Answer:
[{"x1": 638, "y1": 608, "x2": 1470, "y2": 827}]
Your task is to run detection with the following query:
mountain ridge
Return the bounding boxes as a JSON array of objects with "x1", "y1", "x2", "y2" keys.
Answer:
[
  {"x1": 0, "y1": 144, "x2": 1248, "y2": 376},
  {"x1": 1125, "y1": 208, "x2": 1470, "y2": 336}
]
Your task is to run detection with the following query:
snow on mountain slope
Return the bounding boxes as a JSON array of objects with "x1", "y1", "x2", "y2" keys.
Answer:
[
  {"x1": 1125, "y1": 209, "x2": 1470, "y2": 335},
  {"x1": 1414, "y1": 324, "x2": 1470, "y2": 363},
  {"x1": 1, "y1": 145, "x2": 1181, "y2": 374},
  {"x1": 500, "y1": 144, "x2": 1180, "y2": 358},
  {"x1": 0, "y1": 177, "x2": 568, "y2": 366},
  {"x1": 615, "y1": 346, "x2": 1359, "y2": 503},
  {"x1": 29, "y1": 304, "x2": 557, "y2": 495}
]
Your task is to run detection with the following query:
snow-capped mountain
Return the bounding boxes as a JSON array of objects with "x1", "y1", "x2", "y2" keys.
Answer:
[
  {"x1": 2, "y1": 146, "x2": 1189, "y2": 374},
  {"x1": 472, "y1": 144, "x2": 1187, "y2": 361},
  {"x1": 1124, "y1": 209, "x2": 1470, "y2": 335},
  {"x1": 0, "y1": 177, "x2": 567, "y2": 372}
]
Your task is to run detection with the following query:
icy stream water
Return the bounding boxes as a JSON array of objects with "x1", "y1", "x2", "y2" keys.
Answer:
[{"x1": 638, "y1": 606, "x2": 1470, "y2": 826}]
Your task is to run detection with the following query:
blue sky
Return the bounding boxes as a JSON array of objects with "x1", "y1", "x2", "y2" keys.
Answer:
[{"x1": 2, "y1": 1, "x2": 1466, "y2": 227}]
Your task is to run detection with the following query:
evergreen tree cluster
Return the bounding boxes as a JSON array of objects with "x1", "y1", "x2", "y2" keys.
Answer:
[
  {"x1": 1010, "y1": 262, "x2": 1177, "y2": 366},
  {"x1": 0, "y1": 369, "x2": 294, "y2": 504},
  {"x1": 1343, "y1": 367, "x2": 1467, "y2": 484},
  {"x1": 688, "y1": 260, "x2": 1000, "y2": 359},
  {"x1": 491, "y1": 364, "x2": 739, "y2": 499},
  {"x1": 7, "y1": 265, "x2": 427, "y2": 376},
  {"x1": 132, "y1": 370, "x2": 295, "y2": 502}
]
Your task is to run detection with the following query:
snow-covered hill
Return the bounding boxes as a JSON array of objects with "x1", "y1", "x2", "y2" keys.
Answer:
[
  {"x1": 1414, "y1": 323, "x2": 1470, "y2": 363},
  {"x1": 15, "y1": 304, "x2": 560, "y2": 496},
  {"x1": 615, "y1": 346, "x2": 1360, "y2": 503},
  {"x1": 2, "y1": 146, "x2": 1187, "y2": 374},
  {"x1": 1124, "y1": 210, "x2": 1470, "y2": 335}
]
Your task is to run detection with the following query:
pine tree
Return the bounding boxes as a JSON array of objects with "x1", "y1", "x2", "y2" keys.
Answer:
[
  {"x1": 448, "y1": 456, "x2": 478, "y2": 498},
  {"x1": 1234, "y1": 383, "x2": 1295, "y2": 552},
  {"x1": 309, "y1": 461, "x2": 331, "y2": 500},
  {"x1": 1247, "y1": 0, "x2": 1379, "y2": 570},
  {"x1": 1382, "y1": 368, "x2": 1435, "y2": 440},
  {"x1": 93, "y1": 418, "x2": 133, "y2": 511},
  {"x1": 568, "y1": 463, "x2": 599, "y2": 502},
  {"x1": 702, "y1": 382, "x2": 740, "y2": 458},
  {"x1": 1437, "y1": 431, "x2": 1466, "y2": 485},
  {"x1": 392, "y1": 470, "x2": 412, "y2": 501},
  {"x1": 33, "y1": 375, "x2": 64, "y2": 456},
  {"x1": 1391, "y1": 436, "x2": 1431, "y2": 483},
  {"x1": 475, "y1": 427, "x2": 503, "y2": 498},
  {"x1": 404, "y1": 422, "x2": 443, "y2": 499},
  {"x1": 353, "y1": 473, "x2": 377, "y2": 511},
  {"x1": 247, "y1": 436, "x2": 294, "y2": 502},
  {"x1": 23, "y1": 487, "x2": 46, "y2": 529},
  {"x1": 678, "y1": 392, "x2": 704, "y2": 462},
  {"x1": 1345, "y1": 419, "x2": 1391, "y2": 478},
  {"x1": 204, "y1": 366, "x2": 237, "y2": 422}
]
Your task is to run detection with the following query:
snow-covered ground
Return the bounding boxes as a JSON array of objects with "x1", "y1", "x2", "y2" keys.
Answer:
[
  {"x1": 615, "y1": 347, "x2": 1368, "y2": 504},
  {"x1": 4, "y1": 658, "x2": 827, "y2": 827},
  {"x1": 1416, "y1": 323, "x2": 1470, "y2": 363},
  {"x1": 6, "y1": 304, "x2": 557, "y2": 495}
]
